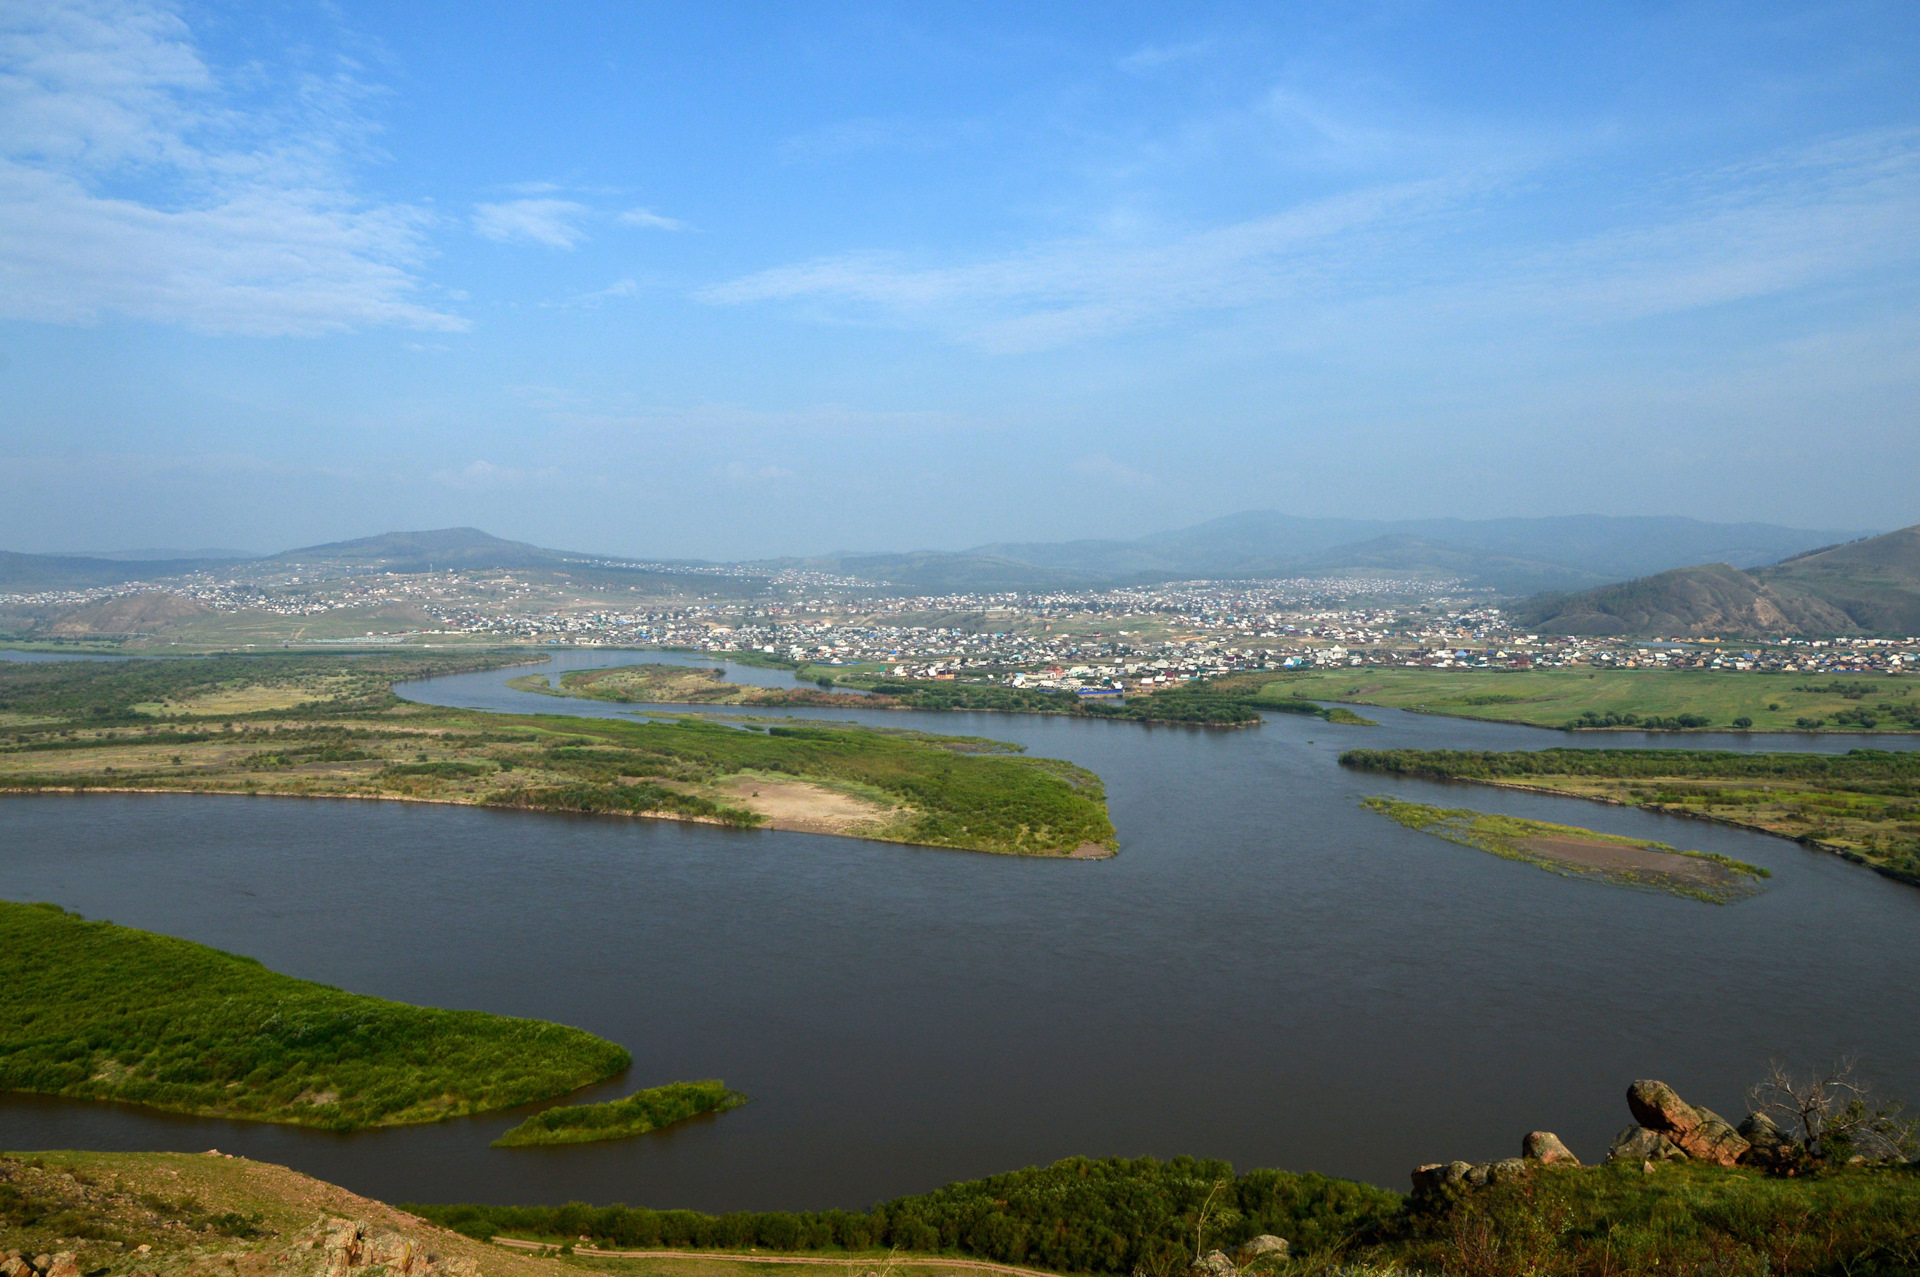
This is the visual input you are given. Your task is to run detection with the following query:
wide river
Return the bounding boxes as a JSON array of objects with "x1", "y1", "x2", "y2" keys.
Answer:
[{"x1": 3, "y1": 650, "x2": 1917, "y2": 1211}]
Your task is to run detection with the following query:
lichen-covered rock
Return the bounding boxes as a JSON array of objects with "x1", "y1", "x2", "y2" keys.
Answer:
[
  {"x1": 1487, "y1": 1157, "x2": 1530, "y2": 1183},
  {"x1": 1411, "y1": 1160, "x2": 1476, "y2": 1194},
  {"x1": 41, "y1": 1259, "x2": 77, "y2": 1277},
  {"x1": 1232, "y1": 1236, "x2": 1289, "y2": 1263},
  {"x1": 1607, "y1": 1125, "x2": 1685, "y2": 1163},
  {"x1": 1522, "y1": 1130, "x2": 1581, "y2": 1166},
  {"x1": 1190, "y1": 1249, "x2": 1237, "y2": 1277},
  {"x1": 1737, "y1": 1111, "x2": 1805, "y2": 1171},
  {"x1": 1625, "y1": 1080, "x2": 1750, "y2": 1166}
]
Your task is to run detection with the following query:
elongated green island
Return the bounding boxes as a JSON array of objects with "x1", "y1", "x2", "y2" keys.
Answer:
[
  {"x1": 0, "y1": 901, "x2": 631, "y2": 1129},
  {"x1": 0, "y1": 653, "x2": 1117, "y2": 857},
  {"x1": 493, "y1": 1079, "x2": 745, "y2": 1147},
  {"x1": 1360, "y1": 797, "x2": 1770, "y2": 903}
]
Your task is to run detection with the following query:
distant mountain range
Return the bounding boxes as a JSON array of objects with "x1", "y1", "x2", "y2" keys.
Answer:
[
  {"x1": 7, "y1": 517, "x2": 1915, "y2": 638},
  {"x1": 776, "y1": 513, "x2": 1868, "y2": 595},
  {"x1": 1515, "y1": 525, "x2": 1920, "y2": 637}
]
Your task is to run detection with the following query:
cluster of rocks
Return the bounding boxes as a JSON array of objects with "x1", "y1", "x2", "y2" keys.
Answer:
[
  {"x1": 1, "y1": 1254, "x2": 79, "y2": 1277},
  {"x1": 1188, "y1": 1234, "x2": 1291, "y2": 1276},
  {"x1": 285, "y1": 1217, "x2": 479, "y2": 1277},
  {"x1": 1414, "y1": 1079, "x2": 1805, "y2": 1193}
]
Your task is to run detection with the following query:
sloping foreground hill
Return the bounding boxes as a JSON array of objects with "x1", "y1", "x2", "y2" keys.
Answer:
[
  {"x1": 1517, "y1": 522, "x2": 1920, "y2": 636},
  {"x1": 0, "y1": 1149, "x2": 561, "y2": 1277}
]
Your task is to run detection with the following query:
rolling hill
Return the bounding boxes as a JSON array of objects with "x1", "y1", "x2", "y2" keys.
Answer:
[{"x1": 1516, "y1": 524, "x2": 1920, "y2": 637}]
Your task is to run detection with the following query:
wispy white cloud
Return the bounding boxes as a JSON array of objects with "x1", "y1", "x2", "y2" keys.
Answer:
[
  {"x1": 700, "y1": 126, "x2": 1920, "y2": 353},
  {"x1": 471, "y1": 197, "x2": 591, "y2": 248},
  {"x1": 1119, "y1": 38, "x2": 1214, "y2": 73},
  {"x1": 618, "y1": 206, "x2": 684, "y2": 231},
  {"x1": 0, "y1": 0, "x2": 461, "y2": 336}
]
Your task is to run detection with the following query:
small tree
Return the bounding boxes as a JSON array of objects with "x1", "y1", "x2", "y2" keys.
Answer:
[{"x1": 1748, "y1": 1058, "x2": 1919, "y2": 1162}]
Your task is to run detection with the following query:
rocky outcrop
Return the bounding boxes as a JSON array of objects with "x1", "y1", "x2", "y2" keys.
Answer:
[
  {"x1": 1606, "y1": 1126, "x2": 1685, "y2": 1163},
  {"x1": 282, "y1": 1218, "x2": 479, "y2": 1277},
  {"x1": 1522, "y1": 1131, "x2": 1580, "y2": 1166},
  {"x1": 0, "y1": 1255, "x2": 75, "y2": 1277},
  {"x1": 1736, "y1": 1111, "x2": 1805, "y2": 1172},
  {"x1": 1232, "y1": 1236, "x2": 1290, "y2": 1263},
  {"x1": 1626, "y1": 1080, "x2": 1750, "y2": 1166}
]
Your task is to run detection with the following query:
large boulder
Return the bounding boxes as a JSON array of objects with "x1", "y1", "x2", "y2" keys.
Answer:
[
  {"x1": 1626, "y1": 1080, "x2": 1751, "y2": 1166},
  {"x1": 1232, "y1": 1236, "x2": 1289, "y2": 1264},
  {"x1": 1522, "y1": 1131, "x2": 1581, "y2": 1166},
  {"x1": 1607, "y1": 1125, "x2": 1685, "y2": 1163},
  {"x1": 1737, "y1": 1111, "x2": 1804, "y2": 1172}
]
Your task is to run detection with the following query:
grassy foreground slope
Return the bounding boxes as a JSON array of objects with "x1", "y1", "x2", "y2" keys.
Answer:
[
  {"x1": 0, "y1": 902, "x2": 630, "y2": 1129},
  {"x1": 0, "y1": 654, "x2": 1116, "y2": 856},
  {"x1": 416, "y1": 1156, "x2": 1920, "y2": 1277},
  {"x1": 1240, "y1": 667, "x2": 1919, "y2": 733},
  {"x1": 1343, "y1": 748, "x2": 1920, "y2": 885}
]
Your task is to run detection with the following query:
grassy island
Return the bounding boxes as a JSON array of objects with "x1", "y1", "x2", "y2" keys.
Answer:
[
  {"x1": 0, "y1": 653, "x2": 1116, "y2": 856},
  {"x1": 0, "y1": 901, "x2": 630, "y2": 1130},
  {"x1": 1343, "y1": 747, "x2": 1920, "y2": 886},
  {"x1": 492, "y1": 1079, "x2": 745, "y2": 1147},
  {"x1": 1359, "y1": 797, "x2": 1769, "y2": 902}
]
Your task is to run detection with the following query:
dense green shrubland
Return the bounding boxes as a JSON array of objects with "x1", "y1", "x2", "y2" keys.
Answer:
[{"x1": 0, "y1": 901, "x2": 630, "y2": 1130}]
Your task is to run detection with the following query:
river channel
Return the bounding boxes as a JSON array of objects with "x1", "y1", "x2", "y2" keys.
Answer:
[{"x1": 3, "y1": 650, "x2": 1917, "y2": 1211}]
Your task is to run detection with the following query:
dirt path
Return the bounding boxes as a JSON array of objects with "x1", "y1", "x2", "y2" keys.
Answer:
[{"x1": 490, "y1": 1238, "x2": 1061, "y2": 1277}]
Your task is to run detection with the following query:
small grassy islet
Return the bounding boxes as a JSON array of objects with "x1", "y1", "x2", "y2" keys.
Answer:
[
  {"x1": 492, "y1": 1079, "x2": 745, "y2": 1147},
  {"x1": 1359, "y1": 796, "x2": 1770, "y2": 903}
]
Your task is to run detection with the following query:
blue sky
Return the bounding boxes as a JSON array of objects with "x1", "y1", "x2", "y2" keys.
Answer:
[{"x1": 3, "y1": 1, "x2": 1917, "y2": 558}]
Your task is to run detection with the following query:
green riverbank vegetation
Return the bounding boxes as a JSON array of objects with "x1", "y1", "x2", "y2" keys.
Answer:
[
  {"x1": 0, "y1": 653, "x2": 1116, "y2": 857},
  {"x1": 410, "y1": 1153, "x2": 1920, "y2": 1277},
  {"x1": 1342, "y1": 748, "x2": 1920, "y2": 886},
  {"x1": 1238, "y1": 667, "x2": 1919, "y2": 733},
  {"x1": 492, "y1": 1080, "x2": 745, "y2": 1147},
  {"x1": 0, "y1": 901, "x2": 630, "y2": 1130},
  {"x1": 1359, "y1": 797, "x2": 1769, "y2": 903}
]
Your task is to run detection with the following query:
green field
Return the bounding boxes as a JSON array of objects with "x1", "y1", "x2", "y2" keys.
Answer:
[
  {"x1": 1360, "y1": 796, "x2": 1769, "y2": 902},
  {"x1": 1239, "y1": 667, "x2": 1919, "y2": 732},
  {"x1": 0, "y1": 901, "x2": 630, "y2": 1129},
  {"x1": 1343, "y1": 747, "x2": 1920, "y2": 885},
  {"x1": 493, "y1": 1079, "x2": 745, "y2": 1147},
  {"x1": 0, "y1": 653, "x2": 1116, "y2": 856}
]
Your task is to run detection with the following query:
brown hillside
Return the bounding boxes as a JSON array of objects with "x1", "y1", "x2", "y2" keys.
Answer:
[
  {"x1": 1757, "y1": 523, "x2": 1920, "y2": 634},
  {"x1": 47, "y1": 591, "x2": 215, "y2": 635},
  {"x1": 1516, "y1": 563, "x2": 1859, "y2": 637}
]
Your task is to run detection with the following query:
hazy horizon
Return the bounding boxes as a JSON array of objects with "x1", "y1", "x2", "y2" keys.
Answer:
[{"x1": 5, "y1": 2, "x2": 1918, "y2": 558}]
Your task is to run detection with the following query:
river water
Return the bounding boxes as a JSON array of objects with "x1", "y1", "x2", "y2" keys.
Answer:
[{"x1": 3, "y1": 650, "x2": 1917, "y2": 1211}]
